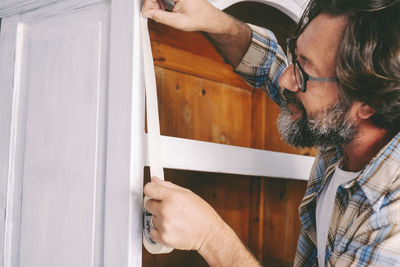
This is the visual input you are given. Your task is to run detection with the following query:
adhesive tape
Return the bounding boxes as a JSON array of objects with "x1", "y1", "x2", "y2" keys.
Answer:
[{"x1": 141, "y1": 16, "x2": 174, "y2": 254}]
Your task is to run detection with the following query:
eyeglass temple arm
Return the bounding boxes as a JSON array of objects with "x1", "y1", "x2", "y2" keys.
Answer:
[{"x1": 308, "y1": 77, "x2": 337, "y2": 82}]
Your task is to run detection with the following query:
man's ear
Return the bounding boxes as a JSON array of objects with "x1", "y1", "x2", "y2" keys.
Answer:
[{"x1": 357, "y1": 103, "x2": 376, "y2": 120}]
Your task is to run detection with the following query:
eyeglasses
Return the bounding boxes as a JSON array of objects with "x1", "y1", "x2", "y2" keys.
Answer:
[{"x1": 286, "y1": 37, "x2": 337, "y2": 92}]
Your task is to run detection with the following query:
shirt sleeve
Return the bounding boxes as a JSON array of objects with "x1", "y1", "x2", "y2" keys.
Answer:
[{"x1": 234, "y1": 23, "x2": 288, "y2": 106}]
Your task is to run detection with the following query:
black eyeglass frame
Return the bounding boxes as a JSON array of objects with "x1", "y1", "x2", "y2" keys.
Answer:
[{"x1": 286, "y1": 37, "x2": 337, "y2": 92}]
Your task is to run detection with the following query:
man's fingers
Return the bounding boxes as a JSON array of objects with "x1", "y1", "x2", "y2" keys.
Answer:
[
  {"x1": 144, "y1": 198, "x2": 160, "y2": 215},
  {"x1": 142, "y1": 9, "x2": 186, "y2": 30},
  {"x1": 144, "y1": 180, "x2": 173, "y2": 200},
  {"x1": 151, "y1": 215, "x2": 159, "y2": 230},
  {"x1": 149, "y1": 228, "x2": 163, "y2": 244},
  {"x1": 156, "y1": 0, "x2": 166, "y2": 10},
  {"x1": 142, "y1": 0, "x2": 161, "y2": 14},
  {"x1": 144, "y1": 180, "x2": 184, "y2": 201},
  {"x1": 142, "y1": 9, "x2": 169, "y2": 23},
  {"x1": 152, "y1": 176, "x2": 184, "y2": 190}
]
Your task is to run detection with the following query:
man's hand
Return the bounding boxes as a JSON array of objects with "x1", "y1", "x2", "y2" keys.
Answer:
[
  {"x1": 141, "y1": 0, "x2": 222, "y2": 33},
  {"x1": 144, "y1": 177, "x2": 225, "y2": 251},
  {"x1": 141, "y1": 0, "x2": 252, "y2": 67},
  {"x1": 144, "y1": 177, "x2": 261, "y2": 266}
]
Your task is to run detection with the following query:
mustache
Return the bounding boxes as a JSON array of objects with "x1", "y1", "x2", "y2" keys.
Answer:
[{"x1": 281, "y1": 89, "x2": 304, "y2": 112}]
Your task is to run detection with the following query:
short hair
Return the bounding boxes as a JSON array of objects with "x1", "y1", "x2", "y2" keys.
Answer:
[{"x1": 296, "y1": 0, "x2": 400, "y2": 133}]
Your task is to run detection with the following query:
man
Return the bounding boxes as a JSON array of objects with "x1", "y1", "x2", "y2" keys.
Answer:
[{"x1": 142, "y1": 0, "x2": 400, "y2": 265}]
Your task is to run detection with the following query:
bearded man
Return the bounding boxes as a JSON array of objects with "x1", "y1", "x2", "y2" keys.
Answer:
[{"x1": 142, "y1": 0, "x2": 400, "y2": 265}]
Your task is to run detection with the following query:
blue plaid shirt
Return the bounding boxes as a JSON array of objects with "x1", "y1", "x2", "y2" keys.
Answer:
[{"x1": 235, "y1": 24, "x2": 400, "y2": 266}]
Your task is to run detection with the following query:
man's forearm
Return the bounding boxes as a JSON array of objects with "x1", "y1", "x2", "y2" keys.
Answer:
[
  {"x1": 198, "y1": 221, "x2": 261, "y2": 267},
  {"x1": 206, "y1": 12, "x2": 252, "y2": 68},
  {"x1": 142, "y1": 0, "x2": 252, "y2": 68}
]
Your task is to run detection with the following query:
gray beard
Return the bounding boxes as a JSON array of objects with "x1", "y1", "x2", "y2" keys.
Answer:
[{"x1": 277, "y1": 100, "x2": 358, "y2": 148}]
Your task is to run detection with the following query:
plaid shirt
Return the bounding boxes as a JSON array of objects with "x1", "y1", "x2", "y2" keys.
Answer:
[{"x1": 235, "y1": 24, "x2": 400, "y2": 266}]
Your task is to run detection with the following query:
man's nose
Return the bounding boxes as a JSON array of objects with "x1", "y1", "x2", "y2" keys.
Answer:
[{"x1": 278, "y1": 64, "x2": 300, "y2": 93}]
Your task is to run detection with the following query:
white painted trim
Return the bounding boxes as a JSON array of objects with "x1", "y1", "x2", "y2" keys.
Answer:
[
  {"x1": 5, "y1": 19, "x2": 25, "y2": 267},
  {"x1": 128, "y1": 0, "x2": 147, "y2": 265},
  {"x1": 0, "y1": 15, "x2": 19, "y2": 267},
  {"x1": 18, "y1": 0, "x2": 105, "y2": 23},
  {"x1": 145, "y1": 135, "x2": 314, "y2": 181},
  {"x1": 0, "y1": 0, "x2": 105, "y2": 17},
  {"x1": 0, "y1": 0, "x2": 53, "y2": 17},
  {"x1": 103, "y1": 0, "x2": 145, "y2": 266}
]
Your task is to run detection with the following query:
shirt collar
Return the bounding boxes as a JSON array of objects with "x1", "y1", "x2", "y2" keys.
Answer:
[
  {"x1": 301, "y1": 146, "x2": 342, "y2": 205},
  {"x1": 345, "y1": 131, "x2": 400, "y2": 210},
  {"x1": 301, "y1": 131, "x2": 400, "y2": 210}
]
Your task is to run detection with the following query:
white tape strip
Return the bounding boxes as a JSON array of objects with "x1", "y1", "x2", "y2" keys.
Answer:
[
  {"x1": 141, "y1": 16, "x2": 173, "y2": 254},
  {"x1": 142, "y1": 17, "x2": 164, "y2": 181}
]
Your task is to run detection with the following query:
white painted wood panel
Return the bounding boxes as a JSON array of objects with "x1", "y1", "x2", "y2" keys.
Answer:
[
  {"x1": 18, "y1": 4, "x2": 109, "y2": 267},
  {"x1": 1, "y1": 0, "x2": 145, "y2": 266},
  {"x1": 0, "y1": 2, "x2": 115, "y2": 267}
]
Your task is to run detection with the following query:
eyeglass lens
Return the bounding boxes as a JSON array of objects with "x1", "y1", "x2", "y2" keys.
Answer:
[
  {"x1": 287, "y1": 38, "x2": 306, "y2": 92},
  {"x1": 293, "y1": 63, "x2": 305, "y2": 92}
]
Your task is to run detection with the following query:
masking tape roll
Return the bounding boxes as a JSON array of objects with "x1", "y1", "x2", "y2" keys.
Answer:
[
  {"x1": 141, "y1": 16, "x2": 174, "y2": 254},
  {"x1": 142, "y1": 196, "x2": 174, "y2": 254}
]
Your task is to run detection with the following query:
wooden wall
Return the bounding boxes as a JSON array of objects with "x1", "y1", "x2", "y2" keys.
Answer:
[{"x1": 143, "y1": 3, "x2": 317, "y2": 266}]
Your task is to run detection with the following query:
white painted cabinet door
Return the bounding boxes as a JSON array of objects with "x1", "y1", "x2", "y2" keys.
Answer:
[{"x1": 0, "y1": 0, "x2": 145, "y2": 267}]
